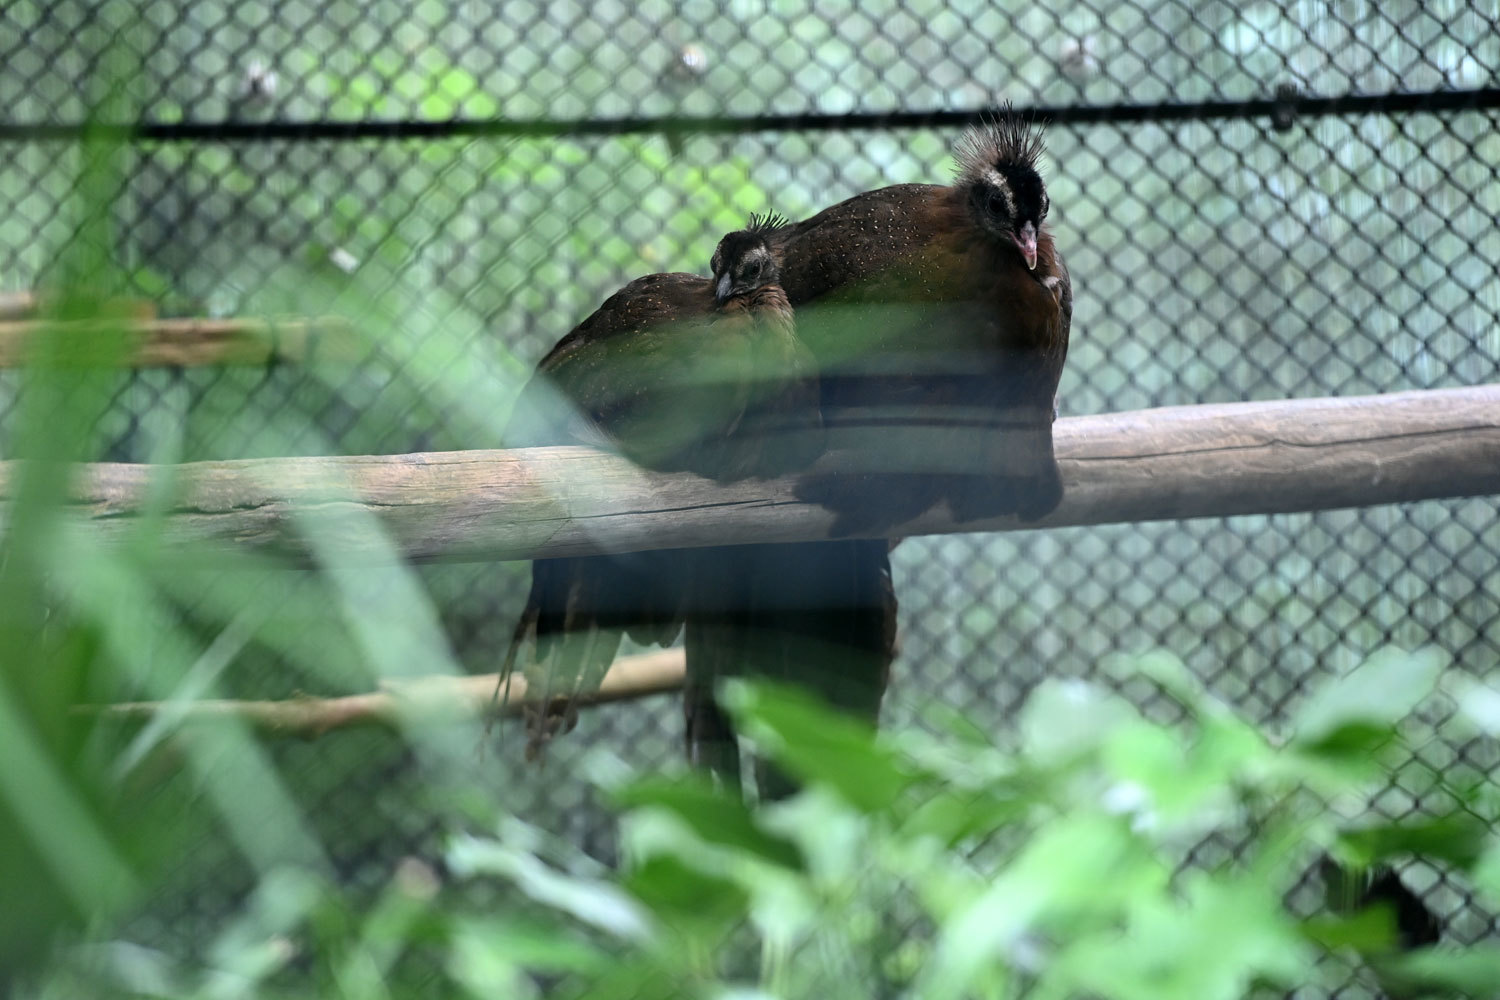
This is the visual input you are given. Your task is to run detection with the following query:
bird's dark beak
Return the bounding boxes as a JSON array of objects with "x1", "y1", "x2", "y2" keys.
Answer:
[
  {"x1": 1014, "y1": 221, "x2": 1038, "y2": 271},
  {"x1": 715, "y1": 273, "x2": 733, "y2": 304}
]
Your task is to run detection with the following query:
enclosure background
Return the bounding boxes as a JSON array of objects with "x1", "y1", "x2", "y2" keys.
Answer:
[{"x1": 1, "y1": 0, "x2": 1498, "y2": 986}]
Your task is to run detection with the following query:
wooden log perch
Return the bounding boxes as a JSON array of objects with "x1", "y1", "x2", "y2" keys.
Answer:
[
  {"x1": 0, "y1": 290, "x2": 39, "y2": 321},
  {"x1": 0, "y1": 315, "x2": 362, "y2": 368},
  {"x1": 3, "y1": 384, "x2": 1496, "y2": 563},
  {"x1": 86, "y1": 649, "x2": 686, "y2": 738}
]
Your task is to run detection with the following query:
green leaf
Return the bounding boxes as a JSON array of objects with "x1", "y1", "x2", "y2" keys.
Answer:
[
  {"x1": 1292, "y1": 647, "x2": 1444, "y2": 749},
  {"x1": 207, "y1": 867, "x2": 326, "y2": 978},
  {"x1": 446, "y1": 835, "x2": 651, "y2": 942},
  {"x1": 1020, "y1": 678, "x2": 1134, "y2": 765},
  {"x1": 1338, "y1": 815, "x2": 1491, "y2": 870},
  {"x1": 612, "y1": 775, "x2": 803, "y2": 871},
  {"x1": 1299, "y1": 909, "x2": 1398, "y2": 953},
  {"x1": 1293, "y1": 720, "x2": 1397, "y2": 763},
  {"x1": 1050, "y1": 874, "x2": 1313, "y2": 1000},
  {"x1": 899, "y1": 785, "x2": 1029, "y2": 847},
  {"x1": 920, "y1": 814, "x2": 1165, "y2": 1000},
  {"x1": 450, "y1": 915, "x2": 608, "y2": 975},
  {"x1": 622, "y1": 854, "x2": 750, "y2": 932},
  {"x1": 1379, "y1": 945, "x2": 1500, "y2": 997},
  {"x1": 723, "y1": 680, "x2": 914, "y2": 814}
]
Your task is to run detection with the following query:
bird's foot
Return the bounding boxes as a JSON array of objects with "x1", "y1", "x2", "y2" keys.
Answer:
[{"x1": 523, "y1": 697, "x2": 580, "y2": 762}]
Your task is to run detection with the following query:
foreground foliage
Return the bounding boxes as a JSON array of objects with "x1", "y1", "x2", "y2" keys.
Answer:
[{"x1": 15, "y1": 648, "x2": 1500, "y2": 999}]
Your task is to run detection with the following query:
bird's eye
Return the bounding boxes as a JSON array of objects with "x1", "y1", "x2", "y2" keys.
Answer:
[
  {"x1": 742, "y1": 260, "x2": 762, "y2": 281},
  {"x1": 986, "y1": 192, "x2": 1008, "y2": 217}
]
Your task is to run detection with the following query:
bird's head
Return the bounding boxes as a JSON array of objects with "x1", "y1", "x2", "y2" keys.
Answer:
[
  {"x1": 710, "y1": 213, "x2": 787, "y2": 305},
  {"x1": 954, "y1": 111, "x2": 1050, "y2": 270}
]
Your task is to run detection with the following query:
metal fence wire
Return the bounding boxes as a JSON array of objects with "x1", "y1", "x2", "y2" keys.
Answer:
[{"x1": 3, "y1": 0, "x2": 1500, "y2": 992}]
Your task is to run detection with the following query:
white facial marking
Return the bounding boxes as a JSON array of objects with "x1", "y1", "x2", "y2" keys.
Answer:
[{"x1": 981, "y1": 169, "x2": 1016, "y2": 217}]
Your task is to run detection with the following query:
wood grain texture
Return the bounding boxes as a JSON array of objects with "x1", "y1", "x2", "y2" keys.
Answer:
[
  {"x1": 0, "y1": 316, "x2": 361, "y2": 367},
  {"x1": 3, "y1": 385, "x2": 1497, "y2": 563}
]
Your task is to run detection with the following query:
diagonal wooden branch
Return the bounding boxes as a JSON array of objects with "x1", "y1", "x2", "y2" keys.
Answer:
[
  {"x1": 2, "y1": 385, "x2": 1497, "y2": 563},
  {"x1": 85, "y1": 649, "x2": 687, "y2": 738}
]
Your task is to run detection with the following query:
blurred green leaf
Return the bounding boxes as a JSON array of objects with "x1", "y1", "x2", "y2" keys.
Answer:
[
  {"x1": 0, "y1": 678, "x2": 139, "y2": 918},
  {"x1": 724, "y1": 680, "x2": 913, "y2": 814},
  {"x1": 1052, "y1": 874, "x2": 1312, "y2": 1000},
  {"x1": 622, "y1": 853, "x2": 750, "y2": 934},
  {"x1": 613, "y1": 775, "x2": 803, "y2": 871},
  {"x1": 1299, "y1": 908, "x2": 1398, "y2": 953},
  {"x1": 447, "y1": 834, "x2": 651, "y2": 942},
  {"x1": 1337, "y1": 815, "x2": 1491, "y2": 870},
  {"x1": 206, "y1": 867, "x2": 325, "y2": 983},
  {"x1": 1380, "y1": 945, "x2": 1500, "y2": 997},
  {"x1": 1293, "y1": 720, "x2": 1398, "y2": 766},
  {"x1": 920, "y1": 814, "x2": 1163, "y2": 1000},
  {"x1": 1293, "y1": 648, "x2": 1445, "y2": 751},
  {"x1": 898, "y1": 783, "x2": 1029, "y2": 847},
  {"x1": 1469, "y1": 840, "x2": 1500, "y2": 907},
  {"x1": 449, "y1": 914, "x2": 606, "y2": 990},
  {"x1": 1020, "y1": 679, "x2": 1133, "y2": 765}
]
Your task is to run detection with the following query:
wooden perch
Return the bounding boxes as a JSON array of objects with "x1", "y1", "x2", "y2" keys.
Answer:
[
  {"x1": 3, "y1": 384, "x2": 1496, "y2": 563},
  {"x1": 0, "y1": 290, "x2": 39, "y2": 321},
  {"x1": 0, "y1": 315, "x2": 362, "y2": 368},
  {"x1": 88, "y1": 649, "x2": 686, "y2": 737}
]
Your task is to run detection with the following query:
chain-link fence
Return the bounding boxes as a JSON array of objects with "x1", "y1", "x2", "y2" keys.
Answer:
[{"x1": 3, "y1": 0, "x2": 1499, "y2": 991}]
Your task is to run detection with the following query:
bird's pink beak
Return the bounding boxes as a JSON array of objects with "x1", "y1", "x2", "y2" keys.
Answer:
[{"x1": 1014, "y1": 221, "x2": 1038, "y2": 271}]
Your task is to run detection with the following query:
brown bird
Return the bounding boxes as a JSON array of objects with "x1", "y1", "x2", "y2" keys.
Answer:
[
  {"x1": 768, "y1": 112, "x2": 1072, "y2": 534},
  {"x1": 499, "y1": 216, "x2": 823, "y2": 758},
  {"x1": 679, "y1": 113, "x2": 1070, "y2": 794}
]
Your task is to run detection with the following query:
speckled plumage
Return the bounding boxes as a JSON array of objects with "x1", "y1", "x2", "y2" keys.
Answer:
[
  {"x1": 672, "y1": 118, "x2": 1071, "y2": 786},
  {"x1": 762, "y1": 113, "x2": 1071, "y2": 532}
]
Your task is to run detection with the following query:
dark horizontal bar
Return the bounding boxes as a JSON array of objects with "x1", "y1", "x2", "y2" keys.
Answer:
[{"x1": 2, "y1": 87, "x2": 1498, "y2": 143}]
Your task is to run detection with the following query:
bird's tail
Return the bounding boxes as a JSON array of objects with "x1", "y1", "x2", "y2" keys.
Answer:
[
  {"x1": 684, "y1": 538, "x2": 896, "y2": 800},
  {"x1": 496, "y1": 553, "x2": 684, "y2": 760}
]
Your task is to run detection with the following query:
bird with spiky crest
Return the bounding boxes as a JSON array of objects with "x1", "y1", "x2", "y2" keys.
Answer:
[
  {"x1": 758, "y1": 107, "x2": 1071, "y2": 532},
  {"x1": 673, "y1": 111, "x2": 1071, "y2": 796},
  {"x1": 952, "y1": 112, "x2": 1052, "y2": 271}
]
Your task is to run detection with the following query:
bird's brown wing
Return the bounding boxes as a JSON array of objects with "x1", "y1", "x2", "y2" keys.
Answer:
[
  {"x1": 500, "y1": 273, "x2": 723, "y2": 757},
  {"x1": 501, "y1": 272, "x2": 828, "y2": 759},
  {"x1": 769, "y1": 184, "x2": 1070, "y2": 532},
  {"x1": 512, "y1": 272, "x2": 719, "y2": 454},
  {"x1": 699, "y1": 286, "x2": 825, "y2": 482},
  {"x1": 771, "y1": 184, "x2": 947, "y2": 307}
]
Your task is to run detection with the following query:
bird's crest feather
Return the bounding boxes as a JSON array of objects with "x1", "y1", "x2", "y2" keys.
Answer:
[
  {"x1": 745, "y1": 211, "x2": 790, "y2": 235},
  {"x1": 953, "y1": 104, "x2": 1048, "y2": 179}
]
